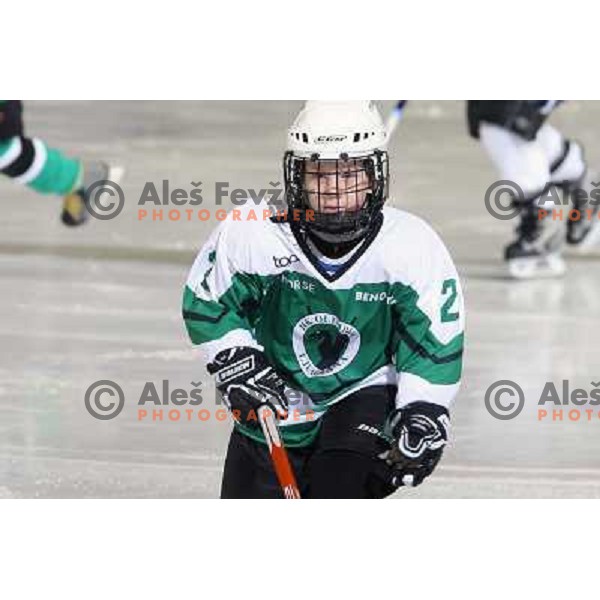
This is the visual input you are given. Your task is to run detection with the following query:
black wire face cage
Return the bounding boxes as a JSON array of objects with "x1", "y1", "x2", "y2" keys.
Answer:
[{"x1": 283, "y1": 150, "x2": 389, "y2": 245}]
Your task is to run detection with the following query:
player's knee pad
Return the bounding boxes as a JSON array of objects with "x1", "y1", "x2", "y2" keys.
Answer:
[
  {"x1": 0, "y1": 101, "x2": 24, "y2": 140},
  {"x1": 468, "y1": 100, "x2": 554, "y2": 141},
  {"x1": 536, "y1": 124, "x2": 564, "y2": 163},
  {"x1": 536, "y1": 124, "x2": 586, "y2": 184},
  {"x1": 480, "y1": 122, "x2": 551, "y2": 198},
  {"x1": 551, "y1": 140, "x2": 586, "y2": 185}
]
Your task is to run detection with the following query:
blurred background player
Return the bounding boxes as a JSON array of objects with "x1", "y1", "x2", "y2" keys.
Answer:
[
  {"x1": 0, "y1": 100, "x2": 122, "y2": 226},
  {"x1": 467, "y1": 100, "x2": 600, "y2": 279}
]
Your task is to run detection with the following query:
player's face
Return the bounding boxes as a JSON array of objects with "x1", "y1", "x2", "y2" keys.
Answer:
[{"x1": 303, "y1": 159, "x2": 371, "y2": 214}]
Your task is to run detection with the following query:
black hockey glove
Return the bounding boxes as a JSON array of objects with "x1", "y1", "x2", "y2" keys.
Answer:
[
  {"x1": 207, "y1": 346, "x2": 289, "y2": 426},
  {"x1": 381, "y1": 402, "x2": 450, "y2": 488}
]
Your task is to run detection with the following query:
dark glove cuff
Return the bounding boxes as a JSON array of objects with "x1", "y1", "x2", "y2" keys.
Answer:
[
  {"x1": 387, "y1": 401, "x2": 450, "y2": 438},
  {"x1": 401, "y1": 401, "x2": 449, "y2": 420}
]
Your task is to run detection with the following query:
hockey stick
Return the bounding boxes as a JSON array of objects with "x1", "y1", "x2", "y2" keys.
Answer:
[
  {"x1": 385, "y1": 100, "x2": 407, "y2": 141},
  {"x1": 257, "y1": 405, "x2": 302, "y2": 499}
]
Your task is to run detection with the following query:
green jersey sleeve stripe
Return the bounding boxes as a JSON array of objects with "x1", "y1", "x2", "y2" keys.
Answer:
[{"x1": 398, "y1": 327, "x2": 464, "y2": 365}]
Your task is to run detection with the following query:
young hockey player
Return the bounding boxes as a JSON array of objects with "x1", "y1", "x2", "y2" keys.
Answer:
[
  {"x1": 183, "y1": 101, "x2": 464, "y2": 498},
  {"x1": 468, "y1": 101, "x2": 600, "y2": 279},
  {"x1": 0, "y1": 100, "x2": 121, "y2": 225}
]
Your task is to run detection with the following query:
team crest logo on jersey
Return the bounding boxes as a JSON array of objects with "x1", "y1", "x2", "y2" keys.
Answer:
[{"x1": 292, "y1": 313, "x2": 360, "y2": 378}]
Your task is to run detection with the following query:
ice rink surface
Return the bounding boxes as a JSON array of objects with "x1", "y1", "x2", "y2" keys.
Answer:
[{"x1": 1, "y1": 101, "x2": 600, "y2": 498}]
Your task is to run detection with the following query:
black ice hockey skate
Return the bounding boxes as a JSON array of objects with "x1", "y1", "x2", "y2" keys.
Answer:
[{"x1": 504, "y1": 200, "x2": 566, "y2": 279}]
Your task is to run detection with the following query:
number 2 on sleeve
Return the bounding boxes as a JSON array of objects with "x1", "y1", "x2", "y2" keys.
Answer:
[{"x1": 441, "y1": 278, "x2": 459, "y2": 323}]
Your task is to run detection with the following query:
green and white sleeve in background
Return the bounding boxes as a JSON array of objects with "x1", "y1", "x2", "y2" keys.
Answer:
[
  {"x1": 0, "y1": 136, "x2": 82, "y2": 195},
  {"x1": 0, "y1": 100, "x2": 82, "y2": 196}
]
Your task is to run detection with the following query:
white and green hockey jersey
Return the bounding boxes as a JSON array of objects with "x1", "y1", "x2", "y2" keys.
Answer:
[{"x1": 183, "y1": 204, "x2": 464, "y2": 447}]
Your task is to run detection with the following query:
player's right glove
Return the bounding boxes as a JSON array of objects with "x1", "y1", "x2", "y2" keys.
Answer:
[
  {"x1": 381, "y1": 402, "x2": 450, "y2": 488},
  {"x1": 207, "y1": 346, "x2": 289, "y2": 426}
]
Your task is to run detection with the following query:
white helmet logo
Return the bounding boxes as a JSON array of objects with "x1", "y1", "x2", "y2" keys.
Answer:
[{"x1": 315, "y1": 134, "x2": 347, "y2": 143}]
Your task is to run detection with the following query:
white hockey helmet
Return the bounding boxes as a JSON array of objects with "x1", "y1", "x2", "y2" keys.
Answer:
[
  {"x1": 286, "y1": 100, "x2": 388, "y2": 158},
  {"x1": 283, "y1": 101, "x2": 389, "y2": 247}
]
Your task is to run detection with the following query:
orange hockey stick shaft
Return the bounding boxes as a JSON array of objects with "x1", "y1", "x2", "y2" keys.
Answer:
[{"x1": 258, "y1": 406, "x2": 301, "y2": 499}]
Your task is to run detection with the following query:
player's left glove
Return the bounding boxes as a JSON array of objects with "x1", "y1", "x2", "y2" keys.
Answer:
[{"x1": 381, "y1": 402, "x2": 450, "y2": 488}]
